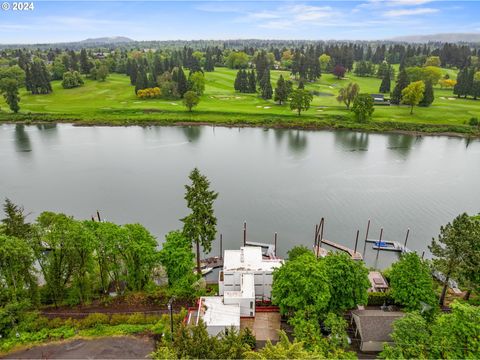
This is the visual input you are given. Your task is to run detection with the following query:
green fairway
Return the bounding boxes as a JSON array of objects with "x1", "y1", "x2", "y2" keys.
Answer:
[{"x1": 1, "y1": 67, "x2": 479, "y2": 136}]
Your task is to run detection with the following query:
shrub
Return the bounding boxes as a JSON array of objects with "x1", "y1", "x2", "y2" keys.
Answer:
[
  {"x1": 367, "y1": 291, "x2": 393, "y2": 306},
  {"x1": 469, "y1": 117, "x2": 479, "y2": 127},
  {"x1": 78, "y1": 313, "x2": 110, "y2": 329},
  {"x1": 61, "y1": 71, "x2": 84, "y2": 89},
  {"x1": 137, "y1": 87, "x2": 161, "y2": 99}
]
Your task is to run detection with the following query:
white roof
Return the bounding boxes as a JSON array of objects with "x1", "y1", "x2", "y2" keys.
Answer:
[
  {"x1": 224, "y1": 273, "x2": 255, "y2": 299},
  {"x1": 223, "y1": 246, "x2": 283, "y2": 272},
  {"x1": 199, "y1": 296, "x2": 240, "y2": 327}
]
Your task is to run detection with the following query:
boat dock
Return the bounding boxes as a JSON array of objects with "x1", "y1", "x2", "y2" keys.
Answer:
[
  {"x1": 315, "y1": 239, "x2": 363, "y2": 260},
  {"x1": 365, "y1": 238, "x2": 412, "y2": 253}
]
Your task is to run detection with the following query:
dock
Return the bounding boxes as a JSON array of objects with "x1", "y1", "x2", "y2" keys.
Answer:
[
  {"x1": 365, "y1": 239, "x2": 412, "y2": 253},
  {"x1": 314, "y1": 239, "x2": 363, "y2": 260},
  {"x1": 200, "y1": 256, "x2": 224, "y2": 269}
]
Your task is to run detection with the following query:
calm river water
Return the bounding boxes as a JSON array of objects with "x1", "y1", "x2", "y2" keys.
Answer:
[{"x1": 1, "y1": 124, "x2": 479, "y2": 268}]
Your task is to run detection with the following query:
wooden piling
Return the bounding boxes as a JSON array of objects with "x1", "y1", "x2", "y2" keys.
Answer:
[
  {"x1": 274, "y1": 232, "x2": 278, "y2": 256},
  {"x1": 421, "y1": 251, "x2": 425, "y2": 260},
  {"x1": 96, "y1": 210, "x2": 101, "y2": 222},
  {"x1": 354, "y1": 230, "x2": 359, "y2": 254},
  {"x1": 314, "y1": 224, "x2": 319, "y2": 247},
  {"x1": 243, "y1": 221, "x2": 246, "y2": 246},
  {"x1": 363, "y1": 219, "x2": 370, "y2": 257},
  {"x1": 404, "y1": 228, "x2": 410, "y2": 248},
  {"x1": 220, "y1": 234, "x2": 223, "y2": 259},
  {"x1": 375, "y1": 228, "x2": 383, "y2": 269}
]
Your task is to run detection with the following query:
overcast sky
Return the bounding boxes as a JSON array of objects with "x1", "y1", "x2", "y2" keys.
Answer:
[{"x1": 1, "y1": 0, "x2": 480, "y2": 44}]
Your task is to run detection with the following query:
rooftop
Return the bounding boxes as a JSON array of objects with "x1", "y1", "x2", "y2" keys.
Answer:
[
  {"x1": 223, "y1": 246, "x2": 283, "y2": 272},
  {"x1": 224, "y1": 273, "x2": 255, "y2": 299},
  {"x1": 351, "y1": 309, "x2": 405, "y2": 343},
  {"x1": 199, "y1": 296, "x2": 240, "y2": 328}
]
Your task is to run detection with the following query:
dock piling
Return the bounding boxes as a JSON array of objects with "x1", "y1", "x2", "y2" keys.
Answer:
[
  {"x1": 404, "y1": 228, "x2": 410, "y2": 248},
  {"x1": 274, "y1": 232, "x2": 278, "y2": 257},
  {"x1": 363, "y1": 219, "x2": 371, "y2": 258},
  {"x1": 96, "y1": 210, "x2": 101, "y2": 222},
  {"x1": 354, "y1": 230, "x2": 359, "y2": 254},
  {"x1": 220, "y1": 234, "x2": 223, "y2": 259},
  {"x1": 243, "y1": 221, "x2": 246, "y2": 246}
]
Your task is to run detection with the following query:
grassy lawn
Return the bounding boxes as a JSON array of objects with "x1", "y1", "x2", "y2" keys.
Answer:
[{"x1": 1, "y1": 67, "x2": 479, "y2": 135}]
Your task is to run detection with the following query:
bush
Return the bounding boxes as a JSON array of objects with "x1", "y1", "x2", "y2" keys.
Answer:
[
  {"x1": 61, "y1": 71, "x2": 84, "y2": 89},
  {"x1": 78, "y1": 313, "x2": 110, "y2": 329},
  {"x1": 367, "y1": 291, "x2": 393, "y2": 306},
  {"x1": 137, "y1": 87, "x2": 161, "y2": 99},
  {"x1": 469, "y1": 117, "x2": 479, "y2": 127}
]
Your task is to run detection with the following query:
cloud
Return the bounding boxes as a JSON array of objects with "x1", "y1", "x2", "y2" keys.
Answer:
[
  {"x1": 241, "y1": 4, "x2": 340, "y2": 29},
  {"x1": 383, "y1": 7, "x2": 439, "y2": 17}
]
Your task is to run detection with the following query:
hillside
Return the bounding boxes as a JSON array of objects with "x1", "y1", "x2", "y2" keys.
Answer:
[{"x1": 391, "y1": 33, "x2": 480, "y2": 43}]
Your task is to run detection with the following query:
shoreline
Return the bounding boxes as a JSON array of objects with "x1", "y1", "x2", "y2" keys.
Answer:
[{"x1": 1, "y1": 113, "x2": 479, "y2": 139}]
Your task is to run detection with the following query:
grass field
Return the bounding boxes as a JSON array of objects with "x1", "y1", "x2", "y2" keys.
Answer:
[{"x1": 1, "y1": 67, "x2": 479, "y2": 136}]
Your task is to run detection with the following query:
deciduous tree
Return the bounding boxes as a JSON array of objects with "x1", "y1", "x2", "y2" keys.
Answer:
[
  {"x1": 336, "y1": 82, "x2": 359, "y2": 109},
  {"x1": 289, "y1": 89, "x2": 313, "y2": 116},
  {"x1": 401, "y1": 80, "x2": 425, "y2": 114}
]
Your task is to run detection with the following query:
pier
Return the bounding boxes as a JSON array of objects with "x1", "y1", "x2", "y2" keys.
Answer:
[{"x1": 313, "y1": 218, "x2": 363, "y2": 260}]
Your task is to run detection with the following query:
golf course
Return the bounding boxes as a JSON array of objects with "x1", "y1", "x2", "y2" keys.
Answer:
[{"x1": 1, "y1": 67, "x2": 479, "y2": 136}]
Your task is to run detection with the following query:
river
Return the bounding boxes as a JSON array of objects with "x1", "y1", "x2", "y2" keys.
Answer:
[{"x1": 1, "y1": 124, "x2": 479, "y2": 268}]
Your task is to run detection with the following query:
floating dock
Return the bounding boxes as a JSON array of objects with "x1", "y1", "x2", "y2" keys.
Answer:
[
  {"x1": 366, "y1": 239, "x2": 412, "y2": 253},
  {"x1": 314, "y1": 239, "x2": 363, "y2": 261}
]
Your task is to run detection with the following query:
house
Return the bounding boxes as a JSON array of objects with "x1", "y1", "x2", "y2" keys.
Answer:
[
  {"x1": 368, "y1": 271, "x2": 389, "y2": 292},
  {"x1": 219, "y1": 246, "x2": 283, "y2": 301},
  {"x1": 223, "y1": 273, "x2": 256, "y2": 317},
  {"x1": 351, "y1": 309, "x2": 405, "y2": 352},
  {"x1": 188, "y1": 296, "x2": 240, "y2": 336}
]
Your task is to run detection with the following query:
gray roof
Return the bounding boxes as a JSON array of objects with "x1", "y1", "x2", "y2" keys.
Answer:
[{"x1": 351, "y1": 310, "x2": 405, "y2": 343}]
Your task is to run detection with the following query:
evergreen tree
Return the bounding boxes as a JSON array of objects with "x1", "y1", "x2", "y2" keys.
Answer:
[
  {"x1": 0, "y1": 78, "x2": 20, "y2": 113},
  {"x1": 260, "y1": 68, "x2": 273, "y2": 100},
  {"x1": 298, "y1": 80, "x2": 305, "y2": 89},
  {"x1": 28, "y1": 60, "x2": 52, "y2": 95},
  {"x1": 247, "y1": 70, "x2": 256, "y2": 93},
  {"x1": 453, "y1": 67, "x2": 472, "y2": 99},
  {"x1": 379, "y1": 70, "x2": 391, "y2": 93},
  {"x1": 175, "y1": 66, "x2": 188, "y2": 97},
  {"x1": 134, "y1": 67, "x2": 148, "y2": 94},
  {"x1": 391, "y1": 68, "x2": 409, "y2": 105},
  {"x1": 274, "y1": 75, "x2": 288, "y2": 104},
  {"x1": 204, "y1": 49, "x2": 215, "y2": 72},
  {"x1": 234, "y1": 70, "x2": 241, "y2": 91},
  {"x1": 419, "y1": 80, "x2": 434, "y2": 107},
  {"x1": 79, "y1": 49, "x2": 91, "y2": 75}
]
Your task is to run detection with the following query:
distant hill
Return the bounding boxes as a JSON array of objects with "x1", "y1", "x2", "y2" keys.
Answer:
[
  {"x1": 391, "y1": 33, "x2": 480, "y2": 43},
  {"x1": 79, "y1": 36, "x2": 134, "y2": 44}
]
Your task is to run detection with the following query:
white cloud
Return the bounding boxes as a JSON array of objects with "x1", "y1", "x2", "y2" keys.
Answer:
[{"x1": 383, "y1": 7, "x2": 439, "y2": 17}]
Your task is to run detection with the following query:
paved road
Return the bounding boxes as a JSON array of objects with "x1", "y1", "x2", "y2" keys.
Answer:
[{"x1": 3, "y1": 336, "x2": 155, "y2": 359}]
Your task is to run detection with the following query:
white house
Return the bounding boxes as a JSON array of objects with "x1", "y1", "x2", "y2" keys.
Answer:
[
  {"x1": 219, "y1": 246, "x2": 283, "y2": 301},
  {"x1": 224, "y1": 273, "x2": 256, "y2": 317},
  {"x1": 190, "y1": 296, "x2": 240, "y2": 336}
]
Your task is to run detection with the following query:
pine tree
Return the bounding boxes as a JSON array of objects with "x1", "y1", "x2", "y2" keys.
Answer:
[
  {"x1": 419, "y1": 80, "x2": 434, "y2": 107},
  {"x1": 274, "y1": 75, "x2": 288, "y2": 104},
  {"x1": 298, "y1": 80, "x2": 305, "y2": 89},
  {"x1": 204, "y1": 49, "x2": 215, "y2": 72},
  {"x1": 135, "y1": 67, "x2": 148, "y2": 94},
  {"x1": 379, "y1": 70, "x2": 391, "y2": 93},
  {"x1": 260, "y1": 68, "x2": 272, "y2": 100},
  {"x1": 453, "y1": 67, "x2": 470, "y2": 99},
  {"x1": 234, "y1": 70, "x2": 241, "y2": 91},
  {"x1": 248, "y1": 70, "x2": 256, "y2": 93},
  {"x1": 176, "y1": 66, "x2": 188, "y2": 98},
  {"x1": 24, "y1": 64, "x2": 33, "y2": 92},
  {"x1": 79, "y1": 49, "x2": 91, "y2": 75},
  {"x1": 391, "y1": 68, "x2": 409, "y2": 105}
]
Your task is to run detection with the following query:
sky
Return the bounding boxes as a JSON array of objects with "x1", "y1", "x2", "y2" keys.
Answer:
[{"x1": 1, "y1": 0, "x2": 480, "y2": 44}]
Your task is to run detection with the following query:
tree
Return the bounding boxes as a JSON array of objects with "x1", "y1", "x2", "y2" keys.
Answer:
[
  {"x1": 323, "y1": 253, "x2": 370, "y2": 312},
  {"x1": 379, "y1": 70, "x2": 391, "y2": 93},
  {"x1": 0, "y1": 235, "x2": 38, "y2": 305},
  {"x1": 319, "y1": 54, "x2": 332, "y2": 72},
  {"x1": 271, "y1": 252, "x2": 330, "y2": 317},
  {"x1": 0, "y1": 78, "x2": 20, "y2": 113},
  {"x1": 429, "y1": 213, "x2": 480, "y2": 306},
  {"x1": 260, "y1": 68, "x2": 273, "y2": 100},
  {"x1": 401, "y1": 80, "x2": 425, "y2": 114},
  {"x1": 1, "y1": 198, "x2": 31, "y2": 239},
  {"x1": 380, "y1": 312, "x2": 431, "y2": 359},
  {"x1": 95, "y1": 64, "x2": 109, "y2": 82},
  {"x1": 244, "y1": 331, "x2": 314, "y2": 359},
  {"x1": 389, "y1": 252, "x2": 437, "y2": 311},
  {"x1": 188, "y1": 71, "x2": 205, "y2": 96},
  {"x1": 181, "y1": 168, "x2": 218, "y2": 275},
  {"x1": 390, "y1": 68, "x2": 410, "y2": 105},
  {"x1": 333, "y1": 65, "x2": 346, "y2": 79},
  {"x1": 175, "y1": 66, "x2": 188, "y2": 97},
  {"x1": 336, "y1": 82, "x2": 359, "y2": 109},
  {"x1": 61, "y1": 70, "x2": 84, "y2": 89},
  {"x1": 225, "y1": 51, "x2": 249, "y2": 69},
  {"x1": 79, "y1": 49, "x2": 92, "y2": 75},
  {"x1": 183, "y1": 90, "x2": 200, "y2": 112},
  {"x1": 425, "y1": 56, "x2": 441, "y2": 67},
  {"x1": 158, "y1": 230, "x2": 196, "y2": 293},
  {"x1": 351, "y1": 93, "x2": 374, "y2": 122},
  {"x1": 274, "y1": 75, "x2": 288, "y2": 104},
  {"x1": 419, "y1": 80, "x2": 434, "y2": 107},
  {"x1": 287, "y1": 245, "x2": 311, "y2": 261},
  {"x1": 289, "y1": 89, "x2": 313, "y2": 116},
  {"x1": 28, "y1": 60, "x2": 52, "y2": 95},
  {"x1": 247, "y1": 70, "x2": 256, "y2": 93}
]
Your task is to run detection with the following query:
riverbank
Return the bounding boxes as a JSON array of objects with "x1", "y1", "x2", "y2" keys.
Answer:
[
  {"x1": 1, "y1": 112, "x2": 479, "y2": 139},
  {"x1": 0, "y1": 68, "x2": 479, "y2": 138}
]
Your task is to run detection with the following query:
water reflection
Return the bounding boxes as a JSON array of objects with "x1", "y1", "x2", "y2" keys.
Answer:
[
  {"x1": 14, "y1": 125, "x2": 32, "y2": 153},
  {"x1": 334, "y1": 131, "x2": 369, "y2": 152},
  {"x1": 182, "y1": 126, "x2": 202, "y2": 143},
  {"x1": 287, "y1": 130, "x2": 308, "y2": 154},
  {"x1": 387, "y1": 134, "x2": 417, "y2": 156}
]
